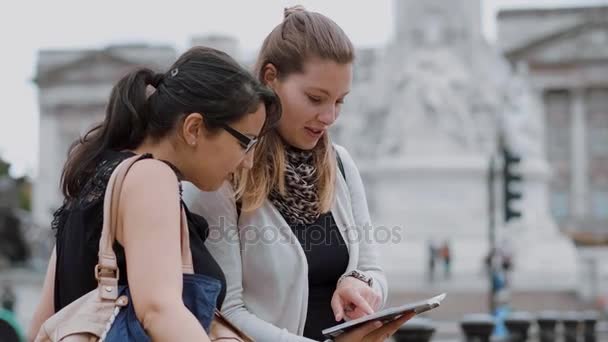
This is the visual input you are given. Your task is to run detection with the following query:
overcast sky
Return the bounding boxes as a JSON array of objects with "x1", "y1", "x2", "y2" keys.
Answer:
[{"x1": 1, "y1": 0, "x2": 606, "y2": 177}]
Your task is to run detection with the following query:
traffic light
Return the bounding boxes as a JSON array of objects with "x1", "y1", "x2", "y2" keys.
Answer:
[{"x1": 502, "y1": 147, "x2": 522, "y2": 222}]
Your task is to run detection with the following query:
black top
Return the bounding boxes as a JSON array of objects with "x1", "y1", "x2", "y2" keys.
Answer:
[
  {"x1": 52, "y1": 150, "x2": 226, "y2": 312},
  {"x1": 289, "y1": 212, "x2": 349, "y2": 341}
]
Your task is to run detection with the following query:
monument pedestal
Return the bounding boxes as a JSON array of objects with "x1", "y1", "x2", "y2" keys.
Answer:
[{"x1": 359, "y1": 156, "x2": 578, "y2": 296}]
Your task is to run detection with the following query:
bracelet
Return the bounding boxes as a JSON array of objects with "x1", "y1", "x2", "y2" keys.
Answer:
[{"x1": 338, "y1": 270, "x2": 373, "y2": 287}]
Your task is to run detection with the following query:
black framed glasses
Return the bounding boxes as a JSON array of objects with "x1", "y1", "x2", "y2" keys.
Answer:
[{"x1": 221, "y1": 124, "x2": 258, "y2": 154}]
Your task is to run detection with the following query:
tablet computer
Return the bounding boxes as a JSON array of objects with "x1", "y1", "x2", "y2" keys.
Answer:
[{"x1": 322, "y1": 293, "x2": 446, "y2": 339}]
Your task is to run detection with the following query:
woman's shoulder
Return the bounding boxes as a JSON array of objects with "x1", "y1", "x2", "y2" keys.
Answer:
[
  {"x1": 332, "y1": 143, "x2": 367, "y2": 197},
  {"x1": 120, "y1": 157, "x2": 181, "y2": 197},
  {"x1": 333, "y1": 143, "x2": 351, "y2": 158},
  {"x1": 333, "y1": 143, "x2": 358, "y2": 171}
]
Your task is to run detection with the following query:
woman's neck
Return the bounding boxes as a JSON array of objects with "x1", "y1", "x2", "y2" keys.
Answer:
[{"x1": 132, "y1": 137, "x2": 185, "y2": 173}]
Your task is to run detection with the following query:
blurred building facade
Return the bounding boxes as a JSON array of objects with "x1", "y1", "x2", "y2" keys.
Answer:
[
  {"x1": 497, "y1": 4, "x2": 608, "y2": 304},
  {"x1": 497, "y1": 5, "x2": 608, "y2": 238},
  {"x1": 33, "y1": 45, "x2": 176, "y2": 227}
]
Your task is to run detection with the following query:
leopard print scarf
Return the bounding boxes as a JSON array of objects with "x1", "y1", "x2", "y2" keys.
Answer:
[{"x1": 269, "y1": 146, "x2": 320, "y2": 226}]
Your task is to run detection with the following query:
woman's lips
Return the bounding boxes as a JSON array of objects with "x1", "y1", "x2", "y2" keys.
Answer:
[{"x1": 305, "y1": 127, "x2": 325, "y2": 138}]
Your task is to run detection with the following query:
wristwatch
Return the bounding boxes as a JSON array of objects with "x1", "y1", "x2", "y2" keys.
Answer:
[{"x1": 338, "y1": 270, "x2": 373, "y2": 287}]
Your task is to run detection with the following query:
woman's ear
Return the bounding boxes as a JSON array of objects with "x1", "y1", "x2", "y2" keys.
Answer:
[
  {"x1": 182, "y1": 113, "x2": 204, "y2": 146},
  {"x1": 262, "y1": 63, "x2": 279, "y2": 88}
]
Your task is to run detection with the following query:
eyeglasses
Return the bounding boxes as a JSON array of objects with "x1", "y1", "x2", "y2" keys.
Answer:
[{"x1": 221, "y1": 124, "x2": 258, "y2": 154}]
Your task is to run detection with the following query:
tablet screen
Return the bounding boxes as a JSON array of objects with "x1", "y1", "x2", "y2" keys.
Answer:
[{"x1": 322, "y1": 293, "x2": 446, "y2": 338}]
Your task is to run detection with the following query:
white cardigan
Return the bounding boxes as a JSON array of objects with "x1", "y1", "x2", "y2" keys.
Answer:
[{"x1": 183, "y1": 145, "x2": 387, "y2": 342}]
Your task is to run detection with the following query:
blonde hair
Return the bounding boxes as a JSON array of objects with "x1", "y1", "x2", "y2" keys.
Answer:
[{"x1": 235, "y1": 5, "x2": 354, "y2": 213}]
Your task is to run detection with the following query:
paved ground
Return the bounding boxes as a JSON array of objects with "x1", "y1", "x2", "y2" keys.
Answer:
[
  {"x1": 3, "y1": 268, "x2": 606, "y2": 341},
  {"x1": 0, "y1": 268, "x2": 44, "y2": 332}
]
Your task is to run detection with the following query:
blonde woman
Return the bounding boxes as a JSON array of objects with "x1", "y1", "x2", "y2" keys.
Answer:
[{"x1": 185, "y1": 7, "x2": 402, "y2": 342}]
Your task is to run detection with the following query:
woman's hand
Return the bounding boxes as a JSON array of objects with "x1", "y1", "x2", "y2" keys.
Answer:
[
  {"x1": 331, "y1": 276, "x2": 382, "y2": 321},
  {"x1": 334, "y1": 313, "x2": 414, "y2": 342}
]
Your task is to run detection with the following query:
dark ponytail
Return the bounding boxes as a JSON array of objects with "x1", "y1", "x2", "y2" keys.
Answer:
[{"x1": 61, "y1": 47, "x2": 280, "y2": 199}]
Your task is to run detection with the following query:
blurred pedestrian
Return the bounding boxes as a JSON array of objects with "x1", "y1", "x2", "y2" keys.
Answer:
[
  {"x1": 440, "y1": 240, "x2": 452, "y2": 279},
  {"x1": 428, "y1": 239, "x2": 438, "y2": 282}
]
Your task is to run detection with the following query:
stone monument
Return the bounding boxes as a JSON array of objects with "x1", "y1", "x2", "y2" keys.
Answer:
[{"x1": 335, "y1": 0, "x2": 578, "y2": 297}]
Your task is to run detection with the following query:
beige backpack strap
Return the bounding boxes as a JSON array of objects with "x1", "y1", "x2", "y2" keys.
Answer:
[
  {"x1": 180, "y1": 207, "x2": 194, "y2": 274},
  {"x1": 96, "y1": 155, "x2": 194, "y2": 300}
]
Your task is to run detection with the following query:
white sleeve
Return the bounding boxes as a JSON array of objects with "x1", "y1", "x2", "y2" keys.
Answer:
[
  {"x1": 182, "y1": 182, "x2": 316, "y2": 342},
  {"x1": 334, "y1": 145, "x2": 389, "y2": 307}
]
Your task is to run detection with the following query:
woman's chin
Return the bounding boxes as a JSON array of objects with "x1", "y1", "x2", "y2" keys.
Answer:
[
  {"x1": 193, "y1": 180, "x2": 222, "y2": 193},
  {"x1": 292, "y1": 136, "x2": 321, "y2": 151}
]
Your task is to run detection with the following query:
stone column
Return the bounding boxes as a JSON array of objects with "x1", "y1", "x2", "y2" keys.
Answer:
[{"x1": 570, "y1": 88, "x2": 588, "y2": 219}]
